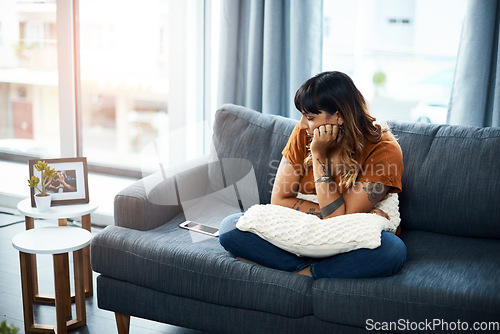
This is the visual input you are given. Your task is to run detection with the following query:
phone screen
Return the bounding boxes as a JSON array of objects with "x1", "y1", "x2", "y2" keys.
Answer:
[{"x1": 181, "y1": 221, "x2": 219, "y2": 235}]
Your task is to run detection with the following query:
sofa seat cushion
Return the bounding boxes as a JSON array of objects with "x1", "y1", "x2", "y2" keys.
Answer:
[
  {"x1": 312, "y1": 231, "x2": 500, "y2": 328},
  {"x1": 91, "y1": 214, "x2": 314, "y2": 318}
]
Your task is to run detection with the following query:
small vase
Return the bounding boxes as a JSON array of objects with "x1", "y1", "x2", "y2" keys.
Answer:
[{"x1": 35, "y1": 193, "x2": 52, "y2": 211}]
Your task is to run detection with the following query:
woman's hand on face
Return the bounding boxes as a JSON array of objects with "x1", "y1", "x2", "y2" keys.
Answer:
[{"x1": 310, "y1": 124, "x2": 339, "y2": 155}]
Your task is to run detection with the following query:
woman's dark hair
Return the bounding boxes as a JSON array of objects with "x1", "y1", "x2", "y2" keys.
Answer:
[{"x1": 294, "y1": 71, "x2": 386, "y2": 188}]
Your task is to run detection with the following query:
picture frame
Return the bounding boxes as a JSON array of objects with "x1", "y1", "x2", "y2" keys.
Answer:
[{"x1": 29, "y1": 157, "x2": 89, "y2": 207}]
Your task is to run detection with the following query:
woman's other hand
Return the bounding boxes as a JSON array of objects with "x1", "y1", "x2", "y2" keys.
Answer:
[{"x1": 370, "y1": 208, "x2": 390, "y2": 220}]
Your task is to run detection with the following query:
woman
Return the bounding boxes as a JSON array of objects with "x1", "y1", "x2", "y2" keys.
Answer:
[{"x1": 219, "y1": 71, "x2": 406, "y2": 279}]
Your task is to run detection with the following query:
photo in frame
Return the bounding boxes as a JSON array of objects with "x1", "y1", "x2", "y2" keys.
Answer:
[{"x1": 29, "y1": 157, "x2": 89, "y2": 207}]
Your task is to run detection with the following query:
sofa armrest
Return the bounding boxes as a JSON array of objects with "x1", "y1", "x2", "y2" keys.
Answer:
[{"x1": 114, "y1": 155, "x2": 210, "y2": 231}]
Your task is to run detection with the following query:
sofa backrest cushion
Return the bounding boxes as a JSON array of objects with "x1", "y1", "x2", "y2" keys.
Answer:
[
  {"x1": 388, "y1": 121, "x2": 500, "y2": 239},
  {"x1": 212, "y1": 104, "x2": 297, "y2": 205}
]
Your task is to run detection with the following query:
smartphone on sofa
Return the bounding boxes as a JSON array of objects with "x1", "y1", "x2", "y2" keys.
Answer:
[{"x1": 179, "y1": 221, "x2": 220, "y2": 237}]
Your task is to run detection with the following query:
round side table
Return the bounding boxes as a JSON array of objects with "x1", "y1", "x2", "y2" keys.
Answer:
[
  {"x1": 12, "y1": 226, "x2": 92, "y2": 334},
  {"x1": 17, "y1": 198, "x2": 98, "y2": 300}
]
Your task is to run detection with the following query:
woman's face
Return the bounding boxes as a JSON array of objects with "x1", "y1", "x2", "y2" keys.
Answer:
[{"x1": 299, "y1": 110, "x2": 342, "y2": 138}]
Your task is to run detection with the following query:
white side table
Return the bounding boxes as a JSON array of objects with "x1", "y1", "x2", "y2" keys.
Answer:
[
  {"x1": 17, "y1": 198, "x2": 98, "y2": 300},
  {"x1": 12, "y1": 226, "x2": 92, "y2": 334}
]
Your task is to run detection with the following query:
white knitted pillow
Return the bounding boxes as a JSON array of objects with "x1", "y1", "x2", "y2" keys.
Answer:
[{"x1": 236, "y1": 193, "x2": 400, "y2": 258}]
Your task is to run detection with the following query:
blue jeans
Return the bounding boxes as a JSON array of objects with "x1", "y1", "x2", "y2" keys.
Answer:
[{"x1": 219, "y1": 213, "x2": 407, "y2": 279}]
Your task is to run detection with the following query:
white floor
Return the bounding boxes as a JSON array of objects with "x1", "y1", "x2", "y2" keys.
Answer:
[{"x1": 0, "y1": 160, "x2": 137, "y2": 226}]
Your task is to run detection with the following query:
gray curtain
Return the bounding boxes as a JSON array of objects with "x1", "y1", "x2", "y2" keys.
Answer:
[
  {"x1": 217, "y1": 0, "x2": 323, "y2": 119},
  {"x1": 448, "y1": 0, "x2": 500, "y2": 127}
]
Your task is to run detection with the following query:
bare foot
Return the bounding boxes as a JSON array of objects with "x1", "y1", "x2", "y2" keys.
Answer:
[{"x1": 296, "y1": 266, "x2": 312, "y2": 277}]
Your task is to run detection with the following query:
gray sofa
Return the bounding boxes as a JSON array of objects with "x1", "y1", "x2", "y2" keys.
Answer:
[{"x1": 91, "y1": 104, "x2": 500, "y2": 333}]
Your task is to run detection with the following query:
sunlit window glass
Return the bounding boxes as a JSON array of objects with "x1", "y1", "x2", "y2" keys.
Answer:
[
  {"x1": 323, "y1": 0, "x2": 467, "y2": 124},
  {"x1": 0, "y1": 0, "x2": 60, "y2": 158},
  {"x1": 78, "y1": 0, "x2": 205, "y2": 174}
]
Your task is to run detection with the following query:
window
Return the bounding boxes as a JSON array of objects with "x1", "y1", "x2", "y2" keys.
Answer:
[
  {"x1": 322, "y1": 0, "x2": 467, "y2": 124},
  {"x1": 0, "y1": 0, "x2": 211, "y2": 179},
  {"x1": 79, "y1": 1, "x2": 205, "y2": 175},
  {"x1": 0, "y1": 0, "x2": 60, "y2": 160}
]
